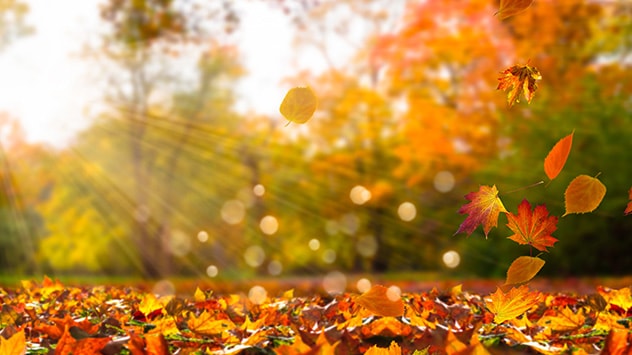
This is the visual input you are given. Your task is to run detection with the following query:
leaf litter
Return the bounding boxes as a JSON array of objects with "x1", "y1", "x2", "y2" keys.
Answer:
[{"x1": 2, "y1": 277, "x2": 632, "y2": 354}]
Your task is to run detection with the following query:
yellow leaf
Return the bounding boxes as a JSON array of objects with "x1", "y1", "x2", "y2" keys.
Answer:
[
  {"x1": 355, "y1": 285, "x2": 405, "y2": 317},
  {"x1": 365, "y1": 341, "x2": 402, "y2": 355},
  {"x1": 486, "y1": 286, "x2": 541, "y2": 324},
  {"x1": 495, "y1": 0, "x2": 534, "y2": 20},
  {"x1": 193, "y1": 287, "x2": 206, "y2": 302},
  {"x1": 505, "y1": 256, "x2": 545, "y2": 285},
  {"x1": 563, "y1": 174, "x2": 607, "y2": 216},
  {"x1": 0, "y1": 329, "x2": 26, "y2": 355},
  {"x1": 537, "y1": 306, "x2": 585, "y2": 332},
  {"x1": 279, "y1": 86, "x2": 318, "y2": 125},
  {"x1": 188, "y1": 310, "x2": 236, "y2": 335}
]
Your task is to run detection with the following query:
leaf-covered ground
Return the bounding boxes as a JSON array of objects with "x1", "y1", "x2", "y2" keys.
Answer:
[{"x1": 1, "y1": 277, "x2": 632, "y2": 354}]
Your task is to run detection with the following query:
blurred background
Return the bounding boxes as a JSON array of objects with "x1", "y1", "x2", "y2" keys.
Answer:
[{"x1": 1, "y1": 0, "x2": 631, "y2": 292}]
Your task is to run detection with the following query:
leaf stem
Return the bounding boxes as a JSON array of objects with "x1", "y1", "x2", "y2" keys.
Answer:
[{"x1": 504, "y1": 181, "x2": 544, "y2": 195}]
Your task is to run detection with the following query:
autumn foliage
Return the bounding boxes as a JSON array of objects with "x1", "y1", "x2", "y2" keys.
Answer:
[{"x1": 3, "y1": 277, "x2": 632, "y2": 354}]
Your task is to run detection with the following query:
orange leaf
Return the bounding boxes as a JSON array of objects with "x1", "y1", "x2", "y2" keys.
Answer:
[
  {"x1": 497, "y1": 63, "x2": 542, "y2": 107},
  {"x1": 146, "y1": 334, "x2": 171, "y2": 355},
  {"x1": 506, "y1": 199, "x2": 558, "y2": 252},
  {"x1": 625, "y1": 187, "x2": 632, "y2": 216},
  {"x1": 602, "y1": 329, "x2": 632, "y2": 355},
  {"x1": 505, "y1": 256, "x2": 545, "y2": 285},
  {"x1": 365, "y1": 341, "x2": 402, "y2": 355},
  {"x1": 563, "y1": 175, "x2": 607, "y2": 216},
  {"x1": 279, "y1": 86, "x2": 318, "y2": 125},
  {"x1": 486, "y1": 285, "x2": 541, "y2": 324},
  {"x1": 355, "y1": 285, "x2": 404, "y2": 317},
  {"x1": 495, "y1": 0, "x2": 534, "y2": 20},
  {"x1": 544, "y1": 132, "x2": 574, "y2": 180},
  {"x1": 0, "y1": 329, "x2": 26, "y2": 355},
  {"x1": 455, "y1": 185, "x2": 507, "y2": 238},
  {"x1": 537, "y1": 306, "x2": 585, "y2": 332},
  {"x1": 187, "y1": 311, "x2": 236, "y2": 336}
]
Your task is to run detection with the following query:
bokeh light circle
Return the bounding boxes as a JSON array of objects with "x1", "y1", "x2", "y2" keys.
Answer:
[
  {"x1": 244, "y1": 245, "x2": 265, "y2": 268},
  {"x1": 248, "y1": 285, "x2": 267, "y2": 304},
  {"x1": 434, "y1": 171, "x2": 455, "y2": 193},
  {"x1": 350, "y1": 185, "x2": 371, "y2": 205},
  {"x1": 442, "y1": 250, "x2": 461, "y2": 268},
  {"x1": 323, "y1": 271, "x2": 347, "y2": 295},
  {"x1": 356, "y1": 278, "x2": 372, "y2": 293},
  {"x1": 397, "y1": 202, "x2": 417, "y2": 221},
  {"x1": 206, "y1": 265, "x2": 218, "y2": 277},
  {"x1": 260, "y1": 215, "x2": 279, "y2": 235},
  {"x1": 221, "y1": 200, "x2": 246, "y2": 225}
]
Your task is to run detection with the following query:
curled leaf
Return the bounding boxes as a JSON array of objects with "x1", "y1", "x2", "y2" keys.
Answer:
[
  {"x1": 497, "y1": 63, "x2": 542, "y2": 107},
  {"x1": 544, "y1": 132, "x2": 574, "y2": 180},
  {"x1": 495, "y1": 0, "x2": 534, "y2": 20},
  {"x1": 279, "y1": 86, "x2": 318, "y2": 125},
  {"x1": 564, "y1": 175, "x2": 607, "y2": 216},
  {"x1": 455, "y1": 185, "x2": 507, "y2": 238},
  {"x1": 505, "y1": 256, "x2": 545, "y2": 285}
]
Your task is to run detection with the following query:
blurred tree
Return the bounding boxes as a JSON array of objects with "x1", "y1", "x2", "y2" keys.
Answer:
[{"x1": 0, "y1": 0, "x2": 32, "y2": 51}]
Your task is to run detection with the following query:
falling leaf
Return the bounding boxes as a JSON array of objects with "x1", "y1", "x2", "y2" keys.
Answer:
[
  {"x1": 497, "y1": 63, "x2": 542, "y2": 107},
  {"x1": 486, "y1": 285, "x2": 541, "y2": 324},
  {"x1": 506, "y1": 199, "x2": 558, "y2": 251},
  {"x1": 544, "y1": 132, "x2": 574, "y2": 180},
  {"x1": 279, "y1": 86, "x2": 318, "y2": 125},
  {"x1": 0, "y1": 329, "x2": 26, "y2": 355},
  {"x1": 537, "y1": 306, "x2": 585, "y2": 332},
  {"x1": 563, "y1": 174, "x2": 607, "y2": 216},
  {"x1": 505, "y1": 256, "x2": 546, "y2": 285},
  {"x1": 365, "y1": 341, "x2": 402, "y2": 355},
  {"x1": 495, "y1": 0, "x2": 534, "y2": 20},
  {"x1": 625, "y1": 187, "x2": 632, "y2": 215},
  {"x1": 355, "y1": 285, "x2": 405, "y2": 317},
  {"x1": 455, "y1": 185, "x2": 507, "y2": 238}
]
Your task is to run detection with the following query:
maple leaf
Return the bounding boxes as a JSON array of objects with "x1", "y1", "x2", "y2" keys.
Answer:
[
  {"x1": 497, "y1": 63, "x2": 542, "y2": 107},
  {"x1": 355, "y1": 285, "x2": 405, "y2": 317},
  {"x1": 365, "y1": 341, "x2": 402, "y2": 355},
  {"x1": 486, "y1": 285, "x2": 541, "y2": 324},
  {"x1": 563, "y1": 174, "x2": 607, "y2": 216},
  {"x1": 506, "y1": 199, "x2": 558, "y2": 251},
  {"x1": 495, "y1": 0, "x2": 534, "y2": 20},
  {"x1": 537, "y1": 306, "x2": 585, "y2": 332},
  {"x1": 187, "y1": 310, "x2": 236, "y2": 336},
  {"x1": 544, "y1": 132, "x2": 574, "y2": 180},
  {"x1": 505, "y1": 256, "x2": 545, "y2": 285},
  {"x1": 455, "y1": 185, "x2": 507, "y2": 238},
  {"x1": 280, "y1": 86, "x2": 318, "y2": 125},
  {"x1": 625, "y1": 187, "x2": 632, "y2": 215},
  {"x1": 0, "y1": 329, "x2": 26, "y2": 355}
]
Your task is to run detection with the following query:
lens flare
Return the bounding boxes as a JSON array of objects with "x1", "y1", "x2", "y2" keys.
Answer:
[
  {"x1": 260, "y1": 215, "x2": 279, "y2": 235},
  {"x1": 442, "y1": 250, "x2": 461, "y2": 268},
  {"x1": 221, "y1": 200, "x2": 245, "y2": 225},
  {"x1": 350, "y1": 185, "x2": 371, "y2": 205},
  {"x1": 397, "y1": 202, "x2": 417, "y2": 221}
]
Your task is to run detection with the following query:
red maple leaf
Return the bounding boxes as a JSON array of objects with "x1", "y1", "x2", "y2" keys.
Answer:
[
  {"x1": 455, "y1": 185, "x2": 507, "y2": 238},
  {"x1": 506, "y1": 199, "x2": 558, "y2": 252}
]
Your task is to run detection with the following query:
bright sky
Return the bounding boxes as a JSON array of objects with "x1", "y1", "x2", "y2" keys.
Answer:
[{"x1": 0, "y1": 1, "x2": 337, "y2": 147}]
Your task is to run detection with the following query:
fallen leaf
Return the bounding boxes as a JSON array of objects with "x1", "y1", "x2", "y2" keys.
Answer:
[
  {"x1": 505, "y1": 256, "x2": 546, "y2": 285},
  {"x1": 187, "y1": 311, "x2": 236, "y2": 335},
  {"x1": 537, "y1": 306, "x2": 585, "y2": 332},
  {"x1": 365, "y1": 341, "x2": 402, "y2": 355},
  {"x1": 486, "y1": 285, "x2": 541, "y2": 324},
  {"x1": 506, "y1": 199, "x2": 558, "y2": 251},
  {"x1": 625, "y1": 187, "x2": 632, "y2": 215},
  {"x1": 455, "y1": 185, "x2": 507, "y2": 238},
  {"x1": 497, "y1": 63, "x2": 542, "y2": 107},
  {"x1": 280, "y1": 86, "x2": 318, "y2": 125},
  {"x1": 495, "y1": 0, "x2": 534, "y2": 19},
  {"x1": 0, "y1": 329, "x2": 26, "y2": 355},
  {"x1": 544, "y1": 132, "x2": 574, "y2": 180},
  {"x1": 602, "y1": 329, "x2": 632, "y2": 355},
  {"x1": 355, "y1": 285, "x2": 404, "y2": 317},
  {"x1": 563, "y1": 175, "x2": 607, "y2": 216}
]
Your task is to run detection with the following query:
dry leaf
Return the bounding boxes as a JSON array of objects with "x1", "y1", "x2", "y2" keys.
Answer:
[
  {"x1": 497, "y1": 63, "x2": 542, "y2": 107},
  {"x1": 564, "y1": 175, "x2": 607, "y2": 216},
  {"x1": 486, "y1": 285, "x2": 541, "y2": 324},
  {"x1": 506, "y1": 199, "x2": 558, "y2": 251}
]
